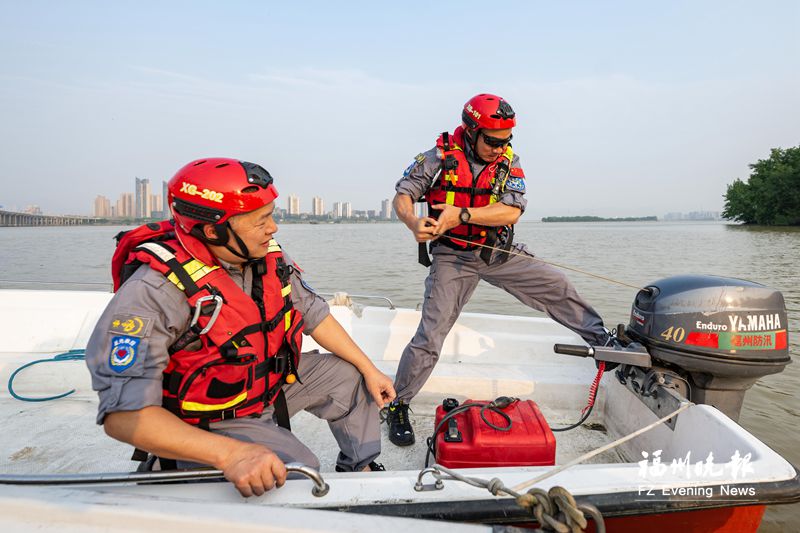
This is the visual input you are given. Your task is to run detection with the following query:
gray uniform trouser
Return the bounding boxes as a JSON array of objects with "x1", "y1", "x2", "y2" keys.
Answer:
[
  {"x1": 394, "y1": 243, "x2": 608, "y2": 402},
  {"x1": 178, "y1": 351, "x2": 380, "y2": 472}
]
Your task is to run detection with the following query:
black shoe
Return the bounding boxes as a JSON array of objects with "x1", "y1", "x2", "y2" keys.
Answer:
[
  {"x1": 385, "y1": 400, "x2": 415, "y2": 446},
  {"x1": 335, "y1": 461, "x2": 386, "y2": 472},
  {"x1": 367, "y1": 461, "x2": 385, "y2": 471}
]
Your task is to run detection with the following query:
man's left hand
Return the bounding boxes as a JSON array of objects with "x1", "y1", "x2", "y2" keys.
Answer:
[
  {"x1": 363, "y1": 369, "x2": 396, "y2": 407},
  {"x1": 430, "y1": 204, "x2": 462, "y2": 235}
]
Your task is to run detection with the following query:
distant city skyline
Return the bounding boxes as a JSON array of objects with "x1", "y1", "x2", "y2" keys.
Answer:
[
  {"x1": 3, "y1": 173, "x2": 725, "y2": 223},
  {"x1": 87, "y1": 176, "x2": 398, "y2": 220}
]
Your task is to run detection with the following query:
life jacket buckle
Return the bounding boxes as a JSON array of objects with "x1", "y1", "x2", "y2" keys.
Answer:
[
  {"x1": 273, "y1": 351, "x2": 287, "y2": 376},
  {"x1": 190, "y1": 294, "x2": 223, "y2": 335}
]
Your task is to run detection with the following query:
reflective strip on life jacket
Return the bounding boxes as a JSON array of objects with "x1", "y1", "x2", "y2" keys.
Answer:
[
  {"x1": 181, "y1": 392, "x2": 248, "y2": 412},
  {"x1": 136, "y1": 241, "x2": 178, "y2": 263},
  {"x1": 488, "y1": 146, "x2": 514, "y2": 205},
  {"x1": 136, "y1": 242, "x2": 220, "y2": 291}
]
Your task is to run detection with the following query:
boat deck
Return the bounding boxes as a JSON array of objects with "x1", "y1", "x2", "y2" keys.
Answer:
[
  {"x1": 1, "y1": 290, "x2": 797, "y2": 521},
  {"x1": 0, "y1": 351, "x2": 622, "y2": 477}
]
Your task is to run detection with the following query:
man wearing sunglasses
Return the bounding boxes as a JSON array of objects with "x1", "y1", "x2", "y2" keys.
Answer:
[{"x1": 385, "y1": 94, "x2": 618, "y2": 447}]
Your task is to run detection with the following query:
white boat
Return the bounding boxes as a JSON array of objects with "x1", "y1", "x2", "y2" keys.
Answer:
[{"x1": 0, "y1": 278, "x2": 797, "y2": 532}]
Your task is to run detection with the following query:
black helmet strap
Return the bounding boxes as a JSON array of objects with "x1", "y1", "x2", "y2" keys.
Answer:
[{"x1": 191, "y1": 221, "x2": 252, "y2": 261}]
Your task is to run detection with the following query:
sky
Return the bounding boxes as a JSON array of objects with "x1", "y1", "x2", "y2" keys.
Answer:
[{"x1": 0, "y1": 0, "x2": 798, "y2": 218}]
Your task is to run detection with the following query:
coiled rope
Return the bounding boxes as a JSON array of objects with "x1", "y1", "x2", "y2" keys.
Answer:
[{"x1": 7, "y1": 349, "x2": 86, "y2": 402}]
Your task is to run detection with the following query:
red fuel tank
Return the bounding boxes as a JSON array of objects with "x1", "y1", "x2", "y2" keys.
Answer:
[{"x1": 434, "y1": 399, "x2": 556, "y2": 468}]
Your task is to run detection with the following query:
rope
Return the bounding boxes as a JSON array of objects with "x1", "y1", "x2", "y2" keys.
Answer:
[
  {"x1": 511, "y1": 401, "x2": 693, "y2": 492},
  {"x1": 516, "y1": 486, "x2": 603, "y2": 532},
  {"x1": 419, "y1": 402, "x2": 693, "y2": 530},
  {"x1": 443, "y1": 236, "x2": 644, "y2": 291},
  {"x1": 7, "y1": 350, "x2": 86, "y2": 402},
  {"x1": 420, "y1": 465, "x2": 604, "y2": 532}
]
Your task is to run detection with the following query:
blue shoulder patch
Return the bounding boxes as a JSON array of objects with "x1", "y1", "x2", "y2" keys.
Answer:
[
  {"x1": 402, "y1": 161, "x2": 418, "y2": 178},
  {"x1": 300, "y1": 278, "x2": 316, "y2": 294},
  {"x1": 109, "y1": 336, "x2": 139, "y2": 373},
  {"x1": 505, "y1": 176, "x2": 526, "y2": 193}
]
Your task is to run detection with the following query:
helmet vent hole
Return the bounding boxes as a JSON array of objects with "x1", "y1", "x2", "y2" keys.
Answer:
[
  {"x1": 193, "y1": 160, "x2": 206, "y2": 166},
  {"x1": 241, "y1": 186, "x2": 260, "y2": 194},
  {"x1": 215, "y1": 163, "x2": 230, "y2": 168}
]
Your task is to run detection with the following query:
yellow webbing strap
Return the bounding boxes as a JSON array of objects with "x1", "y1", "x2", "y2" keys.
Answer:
[
  {"x1": 181, "y1": 391, "x2": 247, "y2": 412},
  {"x1": 489, "y1": 147, "x2": 515, "y2": 205},
  {"x1": 166, "y1": 259, "x2": 219, "y2": 291}
]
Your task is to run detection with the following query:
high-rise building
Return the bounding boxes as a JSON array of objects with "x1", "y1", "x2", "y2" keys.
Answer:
[
  {"x1": 381, "y1": 199, "x2": 392, "y2": 219},
  {"x1": 94, "y1": 195, "x2": 111, "y2": 217},
  {"x1": 343, "y1": 202, "x2": 352, "y2": 219},
  {"x1": 135, "y1": 177, "x2": 152, "y2": 218},
  {"x1": 150, "y1": 193, "x2": 163, "y2": 218},
  {"x1": 162, "y1": 180, "x2": 169, "y2": 217},
  {"x1": 312, "y1": 196, "x2": 324, "y2": 216},
  {"x1": 332, "y1": 202, "x2": 343, "y2": 218},
  {"x1": 287, "y1": 194, "x2": 300, "y2": 216},
  {"x1": 117, "y1": 192, "x2": 134, "y2": 218}
]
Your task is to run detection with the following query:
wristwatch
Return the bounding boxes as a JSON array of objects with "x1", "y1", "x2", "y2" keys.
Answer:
[{"x1": 459, "y1": 208, "x2": 471, "y2": 224}]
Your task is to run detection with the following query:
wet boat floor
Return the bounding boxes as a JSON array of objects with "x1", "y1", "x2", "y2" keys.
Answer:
[
  {"x1": 294, "y1": 401, "x2": 623, "y2": 473},
  {"x1": 0, "y1": 396, "x2": 622, "y2": 477}
]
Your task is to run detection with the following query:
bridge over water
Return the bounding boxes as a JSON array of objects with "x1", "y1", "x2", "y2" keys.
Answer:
[{"x1": 0, "y1": 210, "x2": 100, "y2": 227}]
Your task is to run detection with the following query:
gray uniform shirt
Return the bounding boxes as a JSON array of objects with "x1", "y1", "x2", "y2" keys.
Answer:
[
  {"x1": 85, "y1": 249, "x2": 329, "y2": 424},
  {"x1": 395, "y1": 135, "x2": 528, "y2": 212}
]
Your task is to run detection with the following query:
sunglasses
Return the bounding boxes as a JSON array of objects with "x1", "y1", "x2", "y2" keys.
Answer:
[{"x1": 481, "y1": 132, "x2": 513, "y2": 148}]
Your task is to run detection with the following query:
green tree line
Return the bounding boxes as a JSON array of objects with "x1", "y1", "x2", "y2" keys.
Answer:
[{"x1": 723, "y1": 146, "x2": 800, "y2": 225}]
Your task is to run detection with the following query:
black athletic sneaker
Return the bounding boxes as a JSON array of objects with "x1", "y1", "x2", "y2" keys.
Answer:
[
  {"x1": 335, "y1": 461, "x2": 386, "y2": 472},
  {"x1": 385, "y1": 400, "x2": 415, "y2": 446},
  {"x1": 366, "y1": 461, "x2": 385, "y2": 471}
]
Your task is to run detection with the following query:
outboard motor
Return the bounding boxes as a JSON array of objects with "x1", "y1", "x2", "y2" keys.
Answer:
[{"x1": 625, "y1": 274, "x2": 791, "y2": 421}]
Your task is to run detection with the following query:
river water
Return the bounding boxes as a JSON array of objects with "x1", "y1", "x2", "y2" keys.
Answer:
[{"x1": 1, "y1": 220, "x2": 798, "y2": 530}]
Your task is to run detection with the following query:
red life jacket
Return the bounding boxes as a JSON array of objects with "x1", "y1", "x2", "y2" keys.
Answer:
[
  {"x1": 426, "y1": 126, "x2": 518, "y2": 249},
  {"x1": 112, "y1": 221, "x2": 304, "y2": 425}
]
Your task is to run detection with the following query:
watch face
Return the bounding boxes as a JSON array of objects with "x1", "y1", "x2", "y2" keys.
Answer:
[{"x1": 460, "y1": 209, "x2": 470, "y2": 223}]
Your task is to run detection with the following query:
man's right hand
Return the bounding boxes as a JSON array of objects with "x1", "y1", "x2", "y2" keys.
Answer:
[
  {"x1": 218, "y1": 442, "x2": 288, "y2": 497},
  {"x1": 412, "y1": 216, "x2": 438, "y2": 242}
]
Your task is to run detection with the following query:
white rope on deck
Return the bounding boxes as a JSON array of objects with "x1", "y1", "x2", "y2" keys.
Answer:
[{"x1": 511, "y1": 401, "x2": 694, "y2": 492}]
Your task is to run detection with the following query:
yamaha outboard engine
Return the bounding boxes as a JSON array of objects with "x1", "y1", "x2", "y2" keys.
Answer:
[{"x1": 625, "y1": 275, "x2": 791, "y2": 421}]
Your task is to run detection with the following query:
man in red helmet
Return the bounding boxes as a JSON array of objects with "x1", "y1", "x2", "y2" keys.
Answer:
[
  {"x1": 386, "y1": 94, "x2": 617, "y2": 446},
  {"x1": 85, "y1": 158, "x2": 395, "y2": 496}
]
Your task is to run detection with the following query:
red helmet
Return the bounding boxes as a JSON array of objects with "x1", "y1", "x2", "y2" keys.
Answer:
[
  {"x1": 168, "y1": 158, "x2": 278, "y2": 234},
  {"x1": 461, "y1": 94, "x2": 516, "y2": 131}
]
